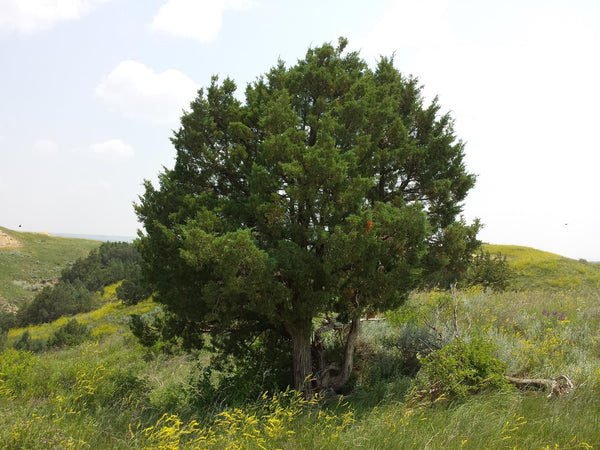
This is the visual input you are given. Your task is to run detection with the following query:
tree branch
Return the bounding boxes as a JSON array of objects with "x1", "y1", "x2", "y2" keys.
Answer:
[{"x1": 505, "y1": 375, "x2": 575, "y2": 398}]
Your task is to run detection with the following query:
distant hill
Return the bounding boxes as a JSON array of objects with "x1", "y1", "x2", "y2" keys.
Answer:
[
  {"x1": 2, "y1": 229, "x2": 597, "y2": 314},
  {"x1": 0, "y1": 227, "x2": 101, "y2": 311},
  {"x1": 483, "y1": 244, "x2": 600, "y2": 291},
  {"x1": 51, "y1": 233, "x2": 135, "y2": 243}
]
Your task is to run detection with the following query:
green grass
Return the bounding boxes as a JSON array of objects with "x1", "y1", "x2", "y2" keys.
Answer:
[
  {"x1": 1, "y1": 242, "x2": 600, "y2": 448},
  {"x1": 0, "y1": 226, "x2": 100, "y2": 309},
  {"x1": 1, "y1": 286, "x2": 598, "y2": 448},
  {"x1": 484, "y1": 243, "x2": 600, "y2": 291},
  {"x1": 6, "y1": 283, "x2": 157, "y2": 344}
]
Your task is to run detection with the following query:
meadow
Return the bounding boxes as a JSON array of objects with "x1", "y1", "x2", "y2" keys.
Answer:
[{"x1": 1, "y1": 240, "x2": 600, "y2": 448}]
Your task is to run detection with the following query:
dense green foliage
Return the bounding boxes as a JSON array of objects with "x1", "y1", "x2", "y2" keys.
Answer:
[
  {"x1": 116, "y1": 266, "x2": 152, "y2": 305},
  {"x1": 136, "y1": 38, "x2": 479, "y2": 392},
  {"x1": 461, "y1": 250, "x2": 512, "y2": 291},
  {"x1": 13, "y1": 329, "x2": 46, "y2": 352},
  {"x1": 17, "y1": 280, "x2": 93, "y2": 326},
  {"x1": 17, "y1": 242, "x2": 142, "y2": 326},
  {"x1": 61, "y1": 241, "x2": 142, "y2": 292},
  {"x1": 411, "y1": 336, "x2": 510, "y2": 402},
  {"x1": 47, "y1": 318, "x2": 91, "y2": 348}
]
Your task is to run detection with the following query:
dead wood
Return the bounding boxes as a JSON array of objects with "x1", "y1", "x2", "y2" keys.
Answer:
[{"x1": 505, "y1": 374, "x2": 574, "y2": 398}]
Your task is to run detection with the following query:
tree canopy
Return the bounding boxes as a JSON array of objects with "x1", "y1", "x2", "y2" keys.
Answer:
[{"x1": 135, "y1": 38, "x2": 480, "y2": 395}]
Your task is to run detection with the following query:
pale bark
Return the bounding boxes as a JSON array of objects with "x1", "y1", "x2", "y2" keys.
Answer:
[
  {"x1": 505, "y1": 375, "x2": 574, "y2": 398},
  {"x1": 316, "y1": 318, "x2": 360, "y2": 394},
  {"x1": 330, "y1": 318, "x2": 360, "y2": 390},
  {"x1": 290, "y1": 316, "x2": 361, "y2": 397}
]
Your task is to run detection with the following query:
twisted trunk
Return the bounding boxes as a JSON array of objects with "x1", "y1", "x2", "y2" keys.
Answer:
[
  {"x1": 330, "y1": 317, "x2": 360, "y2": 390},
  {"x1": 289, "y1": 316, "x2": 361, "y2": 397},
  {"x1": 317, "y1": 318, "x2": 360, "y2": 394}
]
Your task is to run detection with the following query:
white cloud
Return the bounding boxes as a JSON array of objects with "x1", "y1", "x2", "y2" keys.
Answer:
[
  {"x1": 0, "y1": 0, "x2": 109, "y2": 34},
  {"x1": 150, "y1": 0, "x2": 253, "y2": 42},
  {"x1": 32, "y1": 138, "x2": 58, "y2": 156},
  {"x1": 95, "y1": 60, "x2": 199, "y2": 126},
  {"x1": 89, "y1": 139, "x2": 134, "y2": 161}
]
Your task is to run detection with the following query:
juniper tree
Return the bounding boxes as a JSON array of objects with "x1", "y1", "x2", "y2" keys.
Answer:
[{"x1": 135, "y1": 38, "x2": 479, "y2": 394}]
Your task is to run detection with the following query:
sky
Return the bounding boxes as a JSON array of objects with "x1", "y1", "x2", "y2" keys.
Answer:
[{"x1": 1, "y1": 0, "x2": 599, "y2": 260}]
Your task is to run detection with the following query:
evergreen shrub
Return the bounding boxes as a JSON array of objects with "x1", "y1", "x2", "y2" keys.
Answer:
[{"x1": 411, "y1": 336, "x2": 510, "y2": 403}]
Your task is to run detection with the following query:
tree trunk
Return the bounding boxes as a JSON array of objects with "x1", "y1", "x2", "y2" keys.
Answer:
[
  {"x1": 289, "y1": 317, "x2": 360, "y2": 397},
  {"x1": 288, "y1": 322, "x2": 314, "y2": 396},
  {"x1": 322, "y1": 317, "x2": 360, "y2": 392}
]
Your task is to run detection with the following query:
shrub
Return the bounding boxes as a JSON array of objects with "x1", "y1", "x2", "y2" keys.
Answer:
[
  {"x1": 411, "y1": 336, "x2": 510, "y2": 403},
  {"x1": 129, "y1": 314, "x2": 160, "y2": 348},
  {"x1": 61, "y1": 241, "x2": 141, "y2": 292},
  {"x1": 16, "y1": 241, "x2": 144, "y2": 327},
  {"x1": 116, "y1": 267, "x2": 152, "y2": 305},
  {"x1": 0, "y1": 349, "x2": 43, "y2": 399},
  {"x1": 379, "y1": 324, "x2": 444, "y2": 377},
  {"x1": 0, "y1": 310, "x2": 16, "y2": 331},
  {"x1": 97, "y1": 369, "x2": 149, "y2": 409},
  {"x1": 0, "y1": 311, "x2": 14, "y2": 351},
  {"x1": 185, "y1": 330, "x2": 293, "y2": 412},
  {"x1": 47, "y1": 318, "x2": 91, "y2": 348},
  {"x1": 462, "y1": 250, "x2": 512, "y2": 291},
  {"x1": 13, "y1": 330, "x2": 46, "y2": 352},
  {"x1": 17, "y1": 280, "x2": 93, "y2": 326}
]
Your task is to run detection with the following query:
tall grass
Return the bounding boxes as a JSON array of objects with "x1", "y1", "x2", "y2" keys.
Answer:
[
  {"x1": 484, "y1": 244, "x2": 600, "y2": 291},
  {"x1": 2, "y1": 249, "x2": 600, "y2": 447}
]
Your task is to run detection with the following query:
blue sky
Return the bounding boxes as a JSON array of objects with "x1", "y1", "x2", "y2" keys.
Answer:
[{"x1": 1, "y1": 0, "x2": 599, "y2": 260}]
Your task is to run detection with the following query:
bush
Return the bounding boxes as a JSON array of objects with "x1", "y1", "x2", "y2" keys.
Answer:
[
  {"x1": 0, "y1": 349, "x2": 47, "y2": 399},
  {"x1": 97, "y1": 369, "x2": 149, "y2": 409},
  {"x1": 16, "y1": 241, "x2": 144, "y2": 327},
  {"x1": 0, "y1": 310, "x2": 16, "y2": 351},
  {"x1": 116, "y1": 267, "x2": 152, "y2": 305},
  {"x1": 47, "y1": 318, "x2": 91, "y2": 348},
  {"x1": 411, "y1": 336, "x2": 510, "y2": 403},
  {"x1": 379, "y1": 324, "x2": 444, "y2": 377},
  {"x1": 185, "y1": 330, "x2": 292, "y2": 412},
  {"x1": 61, "y1": 241, "x2": 142, "y2": 292},
  {"x1": 17, "y1": 280, "x2": 93, "y2": 326},
  {"x1": 13, "y1": 330, "x2": 47, "y2": 352},
  {"x1": 462, "y1": 250, "x2": 512, "y2": 291},
  {"x1": 129, "y1": 314, "x2": 161, "y2": 348}
]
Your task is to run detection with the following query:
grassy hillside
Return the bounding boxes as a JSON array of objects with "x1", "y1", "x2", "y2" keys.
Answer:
[
  {"x1": 1, "y1": 243, "x2": 599, "y2": 448},
  {"x1": 0, "y1": 227, "x2": 100, "y2": 310},
  {"x1": 483, "y1": 243, "x2": 600, "y2": 291},
  {"x1": 2, "y1": 278, "x2": 599, "y2": 448}
]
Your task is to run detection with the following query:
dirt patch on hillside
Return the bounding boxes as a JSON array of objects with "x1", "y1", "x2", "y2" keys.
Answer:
[
  {"x1": 0, "y1": 230, "x2": 22, "y2": 249},
  {"x1": 0, "y1": 294, "x2": 18, "y2": 314}
]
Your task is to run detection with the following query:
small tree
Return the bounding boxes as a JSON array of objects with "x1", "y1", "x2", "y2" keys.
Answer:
[
  {"x1": 117, "y1": 266, "x2": 152, "y2": 305},
  {"x1": 48, "y1": 318, "x2": 91, "y2": 347},
  {"x1": 136, "y1": 38, "x2": 479, "y2": 395},
  {"x1": 17, "y1": 280, "x2": 93, "y2": 326},
  {"x1": 462, "y1": 250, "x2": 511, "y2": 291}
]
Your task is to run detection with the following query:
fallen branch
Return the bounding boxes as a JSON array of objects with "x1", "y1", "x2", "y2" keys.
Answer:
[
  {"x1": 360, "y1": 317, "x2": 384, "y2": 322},
  {"x1": 505, "y1": 374, "x2": 574, "y2": 398}
]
